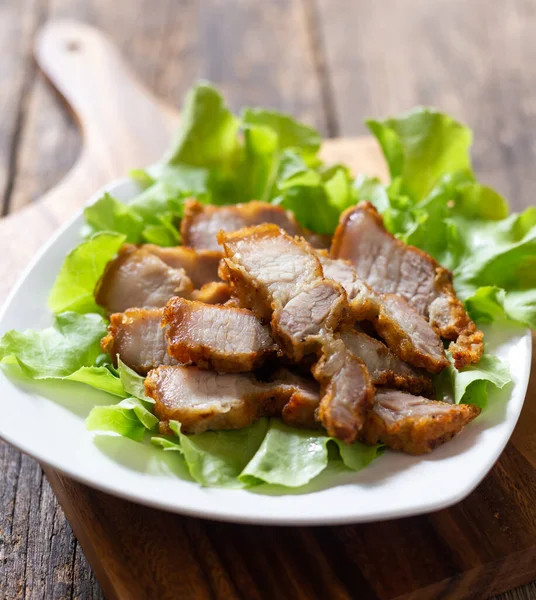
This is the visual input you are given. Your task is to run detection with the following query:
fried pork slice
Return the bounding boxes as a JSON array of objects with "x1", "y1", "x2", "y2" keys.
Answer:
[
  {"x1": 163, "y1": 297, "x2": 276, "y2": 372},
  {"x1": 313, "y1": 339, "x2": 375, "y2": 443},
  {"x1": 320, "y1": 255, "x2": 448, "y2": 373},
  {"x1": 143, "y1": 244, "x2": 222, "y2": 288},
  {"x1": 331, "y1": 202, "x2": 483, "y2": 368},
  {"x1": 182, "y1": 199, "x2": 330, "y2": 251},
  {"x1": 101, "y1": 308, "x2": 177, "y2": 375},
  {"x1": 95, "y1": 244, "x2": 194, "y2": 314},
  {"x1": 219, "y1": 224, "x2": 375, "y2": 442},
  {"x1": 361, "y1": 389, "x2": 481, "y2": 454},
  {"x1": 218, "y1": 224, "x2": 348, "y2": 361},
  {"x1": 145, "y1": 365, "x2": 320, "y2": 434},
  {"x1": 191, "y1": 282, "x2": 233, "y2": 305},
  {"x1": 338, "y1": 328, "x2": 433, "y2": 396}
]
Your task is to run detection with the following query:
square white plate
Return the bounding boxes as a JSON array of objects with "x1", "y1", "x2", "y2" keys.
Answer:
[{"x1": 0, "y1": 179, "x2": 531, "y2": 525}]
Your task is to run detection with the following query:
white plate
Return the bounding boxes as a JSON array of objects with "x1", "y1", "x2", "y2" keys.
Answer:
[{"x1": 0, "y1": 179, "x2": 532, "y2": 525}]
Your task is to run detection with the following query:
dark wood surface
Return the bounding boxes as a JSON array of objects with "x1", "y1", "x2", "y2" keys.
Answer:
[{"x1": 1, "y1": 1, "x2": 536, "y2": 598}]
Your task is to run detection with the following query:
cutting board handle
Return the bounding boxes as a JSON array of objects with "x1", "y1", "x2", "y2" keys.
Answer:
[{"x1": 35, "y1": 20, "x2": 179, "y2": 179}]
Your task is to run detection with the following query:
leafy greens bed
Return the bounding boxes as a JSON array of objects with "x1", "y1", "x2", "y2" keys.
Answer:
[{"x1": 1, "y1": 82, "x2": 534, "y2": 490}]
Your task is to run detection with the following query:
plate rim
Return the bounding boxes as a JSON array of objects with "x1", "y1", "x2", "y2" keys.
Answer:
[{"x1": 0, "y1": 178, "x2": 532, "y2": 526}]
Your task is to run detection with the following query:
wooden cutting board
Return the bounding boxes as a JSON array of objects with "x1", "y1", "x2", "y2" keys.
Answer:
[{"x1": 1, "y1": 20, "x2": 535, "y2": 600}]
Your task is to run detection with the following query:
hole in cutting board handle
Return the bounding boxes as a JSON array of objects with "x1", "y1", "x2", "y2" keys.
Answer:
[{"x1": 65, "y1": 39, "x2": 81, "y2": 52}]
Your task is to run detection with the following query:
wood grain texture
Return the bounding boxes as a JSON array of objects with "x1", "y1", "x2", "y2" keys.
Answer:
[{"x1": 1, "y1": 1, "x2": 536, "y2": 599}]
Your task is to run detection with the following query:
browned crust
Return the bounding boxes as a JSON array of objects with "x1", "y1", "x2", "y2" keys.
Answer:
[
  {"x1": 331, "y1": 202, "x2": 484, "y2": 368},
  {"x1": 183, "y1": 198, "x2": 330, "y2": 250},
  {"x1": 361, "y1": 398, "x2": 481, "y2": 455},
  {"x1": 338, "y1": 326, "x2": 434, "y2": 396},
  {"x1": 280, "y1": 393, "x2": 322, "y2": 430},
  {"x1": 180, "y1": 199, "x2": 205, "y2": 248},
  {"x1": 218, "y1": 223, "x2": 325, "y2": 320},
  {"x1": 191, "y1": 282, "x2": 233, "y2": 305},
  {"x1": 313, "y1": 341, "x2": 375, "y2": 443},
  {"x1": 100, "y1": 307, "x2": 166, "y2": 374},
  {"x1": 144, "y1": 244, "x2": 223, "y2": 288},
  {"x1": 163, "y1": 297, "x2": 276, "y2": 373},
  {"x1": 145, "y1": 366, "x2": 258, "y2": 435},
  {"x1": 430, "y1": 269, "x2": 484, "y2": 368},
  {"x1": 374, "y1": 295, "x2": 449, "y2": 374}
]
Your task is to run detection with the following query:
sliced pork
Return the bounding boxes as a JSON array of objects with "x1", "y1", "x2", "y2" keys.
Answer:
[
  {"x1": 313, "y1": 339, "x2": 375, "y2": 443},
  {"x1": 143, "y1": 244, "x2": 222, "y2": 288},
  {"x1": 182, "y1": 199, "x2": 330, "y2": 251},
  {"x1": 218, "y1": 224, "x2": 347, "y2": 359},
  {"x1": 219, "y1": 224, "x2": 372, "y2": 442},
  {"x1": 361, "y1": 389, "x2": 481, "y2": 454},
  {"x1": 319, "y1": 255, "x2": 448, "y2": 373},
  {"x1": 145, "y1": 365, "x2": 320, "y2": 434},
  {"x1": 163, "y1": 297, "x2": 276, "y2": 372},
  {"x1": 331, "y1": 202, "x2": 483, "y2": 368},
  {"x1": 101, "y1": 308, "x2": 176, "y2": 375},
  {"x1": 339, "y1": 328, "x2": 433, "y2": 396},
  {"x1": 95, "y1": 244, "x2": 193, "y2": 314},
  {"x1": 191, "y1": 282, "x2": 233, "y2": 305}
]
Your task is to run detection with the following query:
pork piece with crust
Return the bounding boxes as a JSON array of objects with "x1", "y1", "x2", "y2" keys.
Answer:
[
  {"x1": 361, "y1": 389, "x2": 481, "y2": 454},
  {"x1": 95, "y1": 244, "x2": 194, "y2": 314},
  {"x1": 313, "y1": 339, "x2": 375, "y2": 443},
  {"x1": 143, "y1": 244, "x2": 222, "y2": 288},
  {"x1": 191, "y1": 282, "x2": 233, "y2": 305},
  {"x1": 339, "y1": 328, "x2": 433, "y2": 396},
  {"x1": 219, "y1": 224, "x2": 374, "y2": 442},
  {"x1": 163, "y1": 297, "x2": 276, "y2": 373},
  {"x1": 145, "y1": 365, "x2": 320, "y2": 434},
  {"x1": 331, "y1": 202, "x2": 483, "y2": 368},
  {"x1": 181, "y1": 199, "x2": 330, "y2": 251},
  {"x1": 320, "y1": 254, "x2": 448, "y2": 373},
  {"x1": 218, "y1": 224, "x2": 347, "y2": 360},
  {"x1": 101, "y1": 308, "x2": 177, "y2": 375}
]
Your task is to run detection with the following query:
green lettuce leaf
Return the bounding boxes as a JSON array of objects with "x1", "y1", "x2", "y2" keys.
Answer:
[
  {"x1": 84, "y1": 193, "x2": 144, "y2": 243},
  {"x1": 0, "y1": 312, "x2": 126, "y2": 397},
  {"x1": 166, "y1": 82, "x2": 240, "y2": 167},
  {"x1": 0, "y1": 312, "x2": 106, "y2": 377},
  {"x1": 239, "y1": 420, "x2": 382, "y2": 487},
  {"x1": 87, "y1": 397, "x2": 158, "y2": 442},
  {"x1": 367, "y1": 107, "x2": 473, "y2": 201},
  {"x1": 435, "y1": 352, "x2": 511, "y2": 409},
  {"x1": 48, "y1": 233, "x2": 126, "y2": 314},
  {"x1": 239, "y1": 420, "x2": 330, "y2": 487},
  {"x1": 117, "y1": 358, "x2": 153, "y2": 403},
  {"x1": 242, "y1": 108, "x2": 321, "y2": 155},
  {"x1": 168, "y1": 420, "x2": 269, "y2": 488}
]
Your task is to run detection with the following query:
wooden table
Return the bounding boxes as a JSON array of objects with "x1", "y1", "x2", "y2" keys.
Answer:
[{"x1": 1, "y1": 1, "x2": 535, "y2": 598}]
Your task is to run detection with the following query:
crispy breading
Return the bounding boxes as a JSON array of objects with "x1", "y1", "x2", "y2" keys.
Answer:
[
  {"x1": 191, "y1": 282, "x2": 233, "y2": 305},
  {"x1": 143, "y1": 244, "x2": 222, "y2": 288},
  {"x1": 218, "y1": 224, "x2": 373, "y2": 442},
  {"x1": 338, "y1": 328, "x2": 433, "y2": 396},
  {"x1": 145, "y1": 365, "x2": 320, "y2": 435},
  {"x1": 101, "y1": 307, "x2": 176, "y2": 375},
  {"x1": 163, "y1": 297, "x2": 276, "y2": 373},
  {"x1": 361, "y1": 389, "x2": 481, "y2": 454},
  {"x1": 331, "y1": 202, "x2": 483, "y2": 368},
  {"x1": 319, "y1": 254, "x2": 448, "y2": 373}
]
